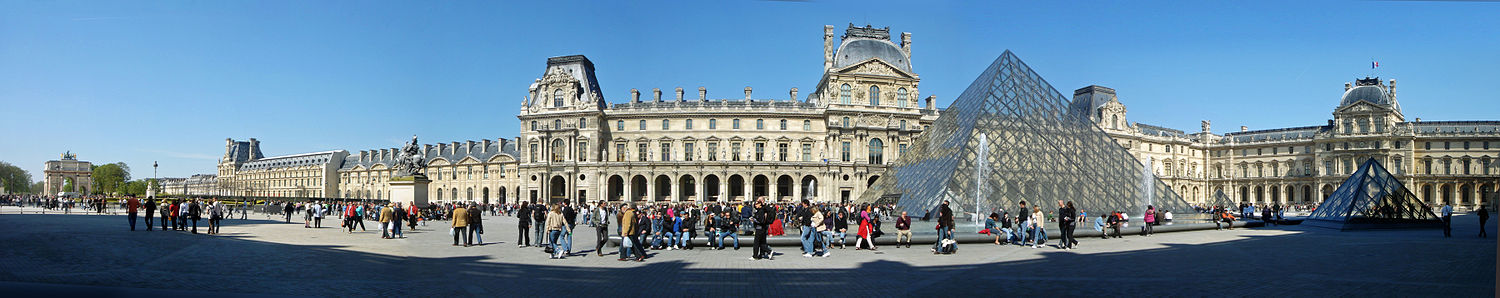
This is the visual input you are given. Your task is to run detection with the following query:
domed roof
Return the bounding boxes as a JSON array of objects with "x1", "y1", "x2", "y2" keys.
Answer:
[
  {"x1": 834, "y1": 39, "x2": 912, "y2": 73},
  {"x1": 1339, "y1": 85, "x2": 1392, "y2": 107}
]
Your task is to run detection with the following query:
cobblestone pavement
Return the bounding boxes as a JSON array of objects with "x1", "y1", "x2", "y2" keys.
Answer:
[{"x1": 0, "y1": 207, "x2": 1493, "y2": 297}]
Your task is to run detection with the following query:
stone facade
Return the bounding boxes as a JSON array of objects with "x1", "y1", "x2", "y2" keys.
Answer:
[
  {"x1": 1078, "y1": 78, "x2": 1500, "y2": 209},
  {"x1": 514, "y1": 24, "x2": 939, "y2": 205},
  {"x1": 42, "y1": 152, "x2": 92, "y2": 195}
]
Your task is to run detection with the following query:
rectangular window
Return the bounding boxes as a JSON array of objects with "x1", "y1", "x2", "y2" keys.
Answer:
[
  {"x1": 617, "y1": 120, "x2": 624, "y2": 131},
  {"x1": 754, "y1": 142, "x2": 765, "y2": 161},
  {"x1": 1445, "y1": 142, "x2": 1450, "y2": 150},
  {"x1": 731, "y1": 142, "x2": 741, "y2": 161},
  {"x1": 802, "y1": 144, "x2": 812, "y2": 161},
  {"x1": 803, "y1": 120, "x2": 811, "y2": 131},
  {"x1": 686, "y1": 119, "x2": 694, "y2": 130},
  {"x1": 707, "y1": 143, "x2": 718, "y2": 161},
  {"x1": 733, "y1": 119, "x2": 741, "y2": 130},
  {"x1": 779, "y1": 120, "x2": 787, "y2": 130},
  {"x1": 1257, "y1": 148, "x2": 1262, "y2": 155},
  {"x1": 841, "y1": 141, "x2": 851, "y2": 162},
  {"x1": 1374, "y1": 141, "x2": 1381, "y2": 149},
  {"x1": 577, "y1": 142, "x2": 587, "y2": 161},
  {"x1": 639, "y1": 120, "x2": 646, "y2": 130},
  {"x1": 709, "y1": 119, "x2": 717, "y2": 130},
  {"x1": 661, "y1": 143, "x2": 672, "y2": 161},
  {"x1": 662, "y1": 120, "x2": 670, "y2": 130},
  {"x1": 1425, "y1": 142, "x2": 1431, "y2": 150},
  {"x1": 778, "y1": 143, "x2": 788, "y2": 161},
  {"x1": 1464, "y1": 142, "x2": 1470, "y2": 150},
  {"x1": 684, "y1": 143, "x2": 695, "y2": 161},
  {"x1": 638, "y1": 143, "x2": 648, "y2": 161},
  {"x1": 615, "y1": 143, "x2": 626, "y2": 162},
  {"x1": 756, "y1": 119, "x2": 764, "y2": 130},
  {"x1": 899, "y1": 143, "x2": 908, "y2": 155},
  {"x1": 529, "y1": 144, "x2": 538, "y2": 162},
  {"x1": 1395, "y1": 141, "x2": 1404, "y2": 149},
  {"x1": 579, "y1": 118, "x2": 587, "y2": 129}
]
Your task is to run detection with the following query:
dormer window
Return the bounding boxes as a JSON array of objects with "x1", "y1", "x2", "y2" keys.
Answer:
[
  {"x1": 840, "y1": 84, "x2": 852, "y2": 104},
  {"x1": 552, "y1": 89, "x2": 565, "y2": 107},
  {"x1": 869, "y1": 86, "x2": 880, "y2": 106}
]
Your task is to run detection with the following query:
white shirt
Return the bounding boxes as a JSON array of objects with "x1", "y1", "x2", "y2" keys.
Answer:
[{"x1": 1441, "y1": 205, "x2": 1453, "y2": 217}]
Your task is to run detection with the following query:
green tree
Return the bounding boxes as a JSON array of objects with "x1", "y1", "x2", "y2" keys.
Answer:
[
  {"x1": 91, "y1": 162, "x2": 131, "y2": 195},
  {"x1": 30, "y1": 181, "x2": 45, "y2": 194},
  {"x1": 121, "y1": 180, "x2": 149, "y2": 196},
  {"x1": 0, "y1": 161, "x2": 34, "y2": 194}
]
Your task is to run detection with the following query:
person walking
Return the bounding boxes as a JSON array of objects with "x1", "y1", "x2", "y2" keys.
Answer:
[
  {"x1": 1477, "y1": 205, "x2": 1489, "y2": 238},
  {"x1": 594, "y1": 202, "x2": 612, "y2": 257},
  {"x1": 620, "y1": 204, "x2": 645, "y2": 261},
  {"x1": 283, "y1": 202, "x2": 294, "y2": 223},
  {"x1": 451, "y1": 204, "x2": 471, "y2": 247},
  {"x1": 532, "y1": 203, "x2": 548, "y2": 247},
  {"x1": 517, "y1": 201, "x2": 532, "y2": 247},
  {"x1": 895, "y1": 211, "x2": 912, "y2": 248},
  {"x1": 1142, "y1": 205, "x2": 1156, "y2": 237},
  {"x1": 126, "y1": 197, "x2": 140, "y2": 231},
  {"x1": 379, "y1": 203, "x2": 395, "y2": 239},
  {"x1": 1441, "y1": 203, "x2": 1453, "y2": 237},
  {"x1": 751, "y1": 199, "x2": 774, "y2": 260},
  {"x1": 546, "y1": 204, "x2": 567, "y2": 259},
  {"x1": 469, "y1": 203, "x2": 485, "y2": 245},
  {"x1": 855, "y1": 206, "x2": 877, "y2": 251},
  {"x1": 208, "y1": 200, "x2": 223, "y2": 235},
  {"x1": 143, "y1": 197, "x2": 156, "y2": 231},
  {"x1": 809, "y1": 206, "x2": 827, "y2": 257},
  {"x1": 344, "y1": 204, "x2": 359, "y2": 234},
  {"x1": 1058, "y1": 201, "x2": 1076, "y2": 249}
]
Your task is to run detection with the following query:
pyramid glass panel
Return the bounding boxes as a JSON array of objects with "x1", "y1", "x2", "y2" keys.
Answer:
[
  {"x1": 1208, "y1": 189, "x2": 1236, "y2": 209},
  {"x1": 858, "y1": 51, "x2": 1196, "y2": 219},
  {"x1": 1306, "y1": 158, "x2": 1442, "y2": 230}
]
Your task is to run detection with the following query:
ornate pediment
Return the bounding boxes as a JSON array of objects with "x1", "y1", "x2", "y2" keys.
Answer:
[
  {"x1": 836, "y1": 58, "x2": 915, "y2": 79},
  {"x1": 1336, "y1": 100, "x2": 1390, "y2": 114}
]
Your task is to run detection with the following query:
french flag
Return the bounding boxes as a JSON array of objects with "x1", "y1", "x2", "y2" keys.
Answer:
[{"x1": 1372, "y1": 61, "x2": 1379, "y2": 69}]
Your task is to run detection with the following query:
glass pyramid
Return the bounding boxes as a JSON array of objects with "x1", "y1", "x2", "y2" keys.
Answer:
[
  {"x1": 858, "y1": 51, "x2": 1196, "y2": 220},
  {"x1": 1306, "y1": 158, "x2": 1442, "y2": 230},
  {"x1": 1208, "y1": 189, "x2": 1236, "y2": 209}
]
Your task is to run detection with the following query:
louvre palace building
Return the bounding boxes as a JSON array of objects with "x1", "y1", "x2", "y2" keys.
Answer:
[{"x1": 201, "y1": 24, "x2": 1498, "y2": 209}]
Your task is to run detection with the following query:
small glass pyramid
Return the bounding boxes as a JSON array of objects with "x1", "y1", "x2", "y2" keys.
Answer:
[{"x1": 1306, "y1": 158, "x2": 1443, "y2": 230}]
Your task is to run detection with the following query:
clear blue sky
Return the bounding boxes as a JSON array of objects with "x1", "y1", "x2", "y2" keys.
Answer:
[{"x1": 2, "y1": 1, "x2": 1496, "y2": 181}]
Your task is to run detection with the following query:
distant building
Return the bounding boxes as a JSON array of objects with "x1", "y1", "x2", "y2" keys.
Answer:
[{"x1": 43, "y1": 152, "x2": 92, "y2": 195}]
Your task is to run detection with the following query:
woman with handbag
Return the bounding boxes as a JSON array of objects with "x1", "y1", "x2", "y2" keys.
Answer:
[{"x1": 855, "y1": 205, "x2": 877, "y2": 251}]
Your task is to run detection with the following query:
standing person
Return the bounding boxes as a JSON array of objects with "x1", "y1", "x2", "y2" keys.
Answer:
[
  {"x1": 312, "y1": 202, "x2": 325, "y2": 228},
  {"x1": 620, "y1": 204, "x2": 645, "y2": 261},
  {"x1": 809, "y1": 207, "x2": 826, "y2": 257},
  {"x1": 144, "y1": 197, "x2": 156, "y2": 231},
  {"x1": 560, "y1": 202, "x2": 575, "y2": 254},
  {"x1": 1476, "y1": 205, "x2": 1489, "y2": 238},
  {"x1": 126, "y1": 197, "x2": 140, "y2": 231},
  {"x1": 451, "y1": 204, "x2": 470, "y2": 247},
  {"x1": 546, "y1": 204, "x2": 566, "y2": 259},
  {"x1": 354, "y1": 203, "x2": 367, "y2": 232},
  {"x1": 469, "y1": 203, "x2": 484, "y2": 246},
  {"x1": 532, "y1": 203, "x2": 548, "y2": 247},
  {"x1": 1015, "y1": 201, "x2": 1030, "y2": 246},
  {"x1": 516, "y1": 201, "x2": 532, "y2": 247},
  {"x1": 797, "y1": 200, "x2": 816, "y2": 257},
  {"x1": 594, "y1": 202, "x2": 612, "y2": 257},
  {"x1": 283, "y1": 202, "x2": 294, "y2": 223},
  {"x1": 160, "y1": 200, "x2": 171, "y2": 231},
  {"x1": 407, "y1": 204, "x2": 420, "y2": 231},
  {"x1": 1058, "y1": 201, "x2": 1077, "y2": 249},
  {"x1": 1441, "y1": 203, "x2": 1453, "y2": 237},
  {"x1": 751, "y1": 199, "x2": 774, "y2": 260},
  {"x1": 175, "y1": 200, "x2": 187, "y2": 231},
  {"x1": 895, "y1": 211, "x2": 912, "y2": 248},
  {"x1": 938, "y1": 201, "x2": 955, "y2": 252},
  {"x1": 391, "y1": 203, "x2": 405, "y2": 239},
  {"x1": 344, "y1": 204, "x2": 359, "y2": 234},
  {"x1": 1029, "y1": 207, "x2": 1044, "y2": 248},
  {"x1": 1142, "y1": 205, "x2": 1156, "y2": 236},
  {"x1": 208, "y1": 200, "x2": 222, "y2": 235},
  {"x1": 188, "y1": 199, "x2": 202, "y2": 234}
]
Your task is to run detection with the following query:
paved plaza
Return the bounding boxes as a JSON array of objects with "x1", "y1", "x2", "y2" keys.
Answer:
[{"x1": 0, "y1": 208, "x2": 1493, "y2": 297}]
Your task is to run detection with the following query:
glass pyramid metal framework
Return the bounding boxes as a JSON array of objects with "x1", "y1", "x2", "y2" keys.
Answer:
[
  {"x1": 858, "y1": 51, "x2": 1195, "y2": 219},
  {"x1": 1208, "y1": 189, "x2": 1236, "y2": 209},
  {"x1": 1305, "y1": 158, "x2": 1443, "y2": 230}
]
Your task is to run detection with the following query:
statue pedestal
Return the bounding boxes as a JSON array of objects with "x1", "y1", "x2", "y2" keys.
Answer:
[{"x1": 388, "y1": 175, "x2": 431, "y2": 208}]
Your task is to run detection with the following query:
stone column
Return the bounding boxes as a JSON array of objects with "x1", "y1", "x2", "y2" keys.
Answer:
[{"x1": 793, "y1": 177, "x2": 803, "y2": 202}]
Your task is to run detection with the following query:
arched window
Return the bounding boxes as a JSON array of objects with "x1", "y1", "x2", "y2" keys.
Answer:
[
  {"x1": 617, "y1": 120, "x2": 624, "y2": 131},
  {"x1": 869, "y1": 86, "x2": 880, "y2": 106},
  {"x1": 553, "y1": 119, "x2": 561, "y2": 129},
  {"x1": 467, "y1": 187, "x2": 474, "y2": 200},
  {"x1": 869, "y1": 138, "x2": 885, "y2": 164},
  {"x1": 639, "y1": 120, "x2": 646, "y2": 130},
  {"x1": 552, "y1": 139, "x2": 565, "y2": 162},
  {"x1": 899, "y1": 120, "x2": 907, "y2": 130},
  {"x1": 1111, "y1": 115, "x2": 1119, "y2": 129},
  {"x1": 552, "y1": 89, "x2": 565, "y2": 107},
  {"x1": 579, "y1": 118, "x2": 586, "y2": 129},
  {"x1": 756, "y1": 119, "x2": 764, "y2": 130},
  {"x1": 840, "y1": 84, "x2": 851, "y2": 104},
  {"x1": 897, "y1": 88, "x2": 908, "y2": 108},
  {"x1": 531, "y1": 121, "x2": 538, "y2": 131},
  {"x1": 436, "y1": 189, "x2": 442, "y2": 200},
  {"x1": 662, "y1": 119, "x2": 670, "y2": 130},
  {"x1": 779, "y1": 119, "x2": 787, "y2": 130},
  {"x1": 842, "y1": 117, "x2": 851, "y2": 129}
]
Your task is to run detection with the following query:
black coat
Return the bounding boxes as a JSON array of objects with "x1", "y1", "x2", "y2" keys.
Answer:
[{"x1": 938, "y1": 204, "x2": 954, "y2": 229}]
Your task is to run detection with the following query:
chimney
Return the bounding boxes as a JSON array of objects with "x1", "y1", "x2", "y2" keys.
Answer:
[
  {"x1": 698, "y1": 87, "x2": 707, "y2": 101},
  {"x1": 1240, "y1": 126, "x2": 1248, "y2": 132},
  {"x1": 745, "y1": 87, "x2": 753, "y2": 100},
  {"x1": 653, "y1": 88, "x2": 662, "y2": 102},
  {"x1": 630, "y1": 89, "x2": 640, "y2": 103},
  {"x1": 225, "y1": 138, "x2": 234, "y2": 157},
  {"x1": 248, "y1": 138, "x2": 260, "y2": 157},
  {"x1": 1344, "y1": 82, "x2": 1351, "y2": 91},
  {"x1": 424, "y1": 144, "x2": 432, "y2": 153},
  {"x1": 450, "y1": 142, "x2": 460, "y2": 155},
  {"x1": 1201, "y1": 120, "x2": 1211, "y2": 133},
  {"x1": 359, "y1": 151, "x2": 367, "y2": 162},
  {"x1": 790, "y1": 87, "x2": 799, "y2": 102},
  {"x1": 467, "y1": 140, "x2": 476, "y2": 154},
  {"x1": 675, "y1": 87, "x2": 684, "y2": 101},
  {"x1": 824, "y1": 25, "x2": 835, "y2": 71},
  {"x1": 482, "y1": 139, "x2": 492, "y2": 153},
  {"x1": 437, "y1": 143, "x2": 446, "y2": 155},
  {"x1": 1388, "y1": 79, "x2": 1396, "y2": 100},
  {"x1": 900, "y1": 32, "x2": 911, "y2": 55}
]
